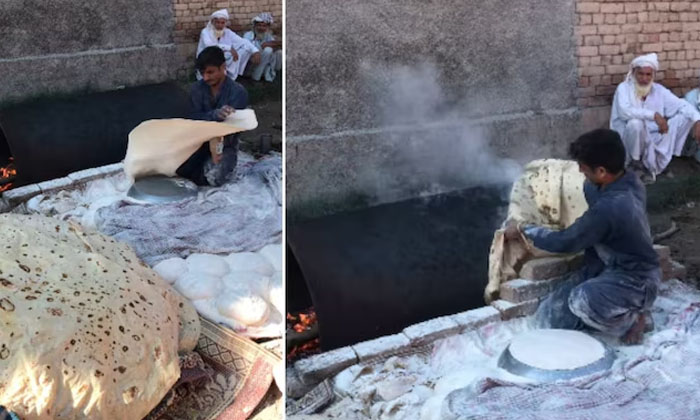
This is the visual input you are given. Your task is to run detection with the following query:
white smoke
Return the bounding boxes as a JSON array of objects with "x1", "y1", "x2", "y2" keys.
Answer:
[{"x1": 357, "y1": 62, "x2": 522, "y2": 205}]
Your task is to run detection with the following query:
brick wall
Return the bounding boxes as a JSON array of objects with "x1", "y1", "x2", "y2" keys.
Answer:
[
  {"x1": 172, "y1": 0, "x2": 282, "y2": 78},
  {"x1": 576, "y1": 0, "x2": 700, "y2": 118}
]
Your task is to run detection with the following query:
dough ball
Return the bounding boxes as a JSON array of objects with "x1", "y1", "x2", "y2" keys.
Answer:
[
  {"x1": 268, "y1": 271, "x2": 283, "y2": 314},
  {"x1": 153, "y1": 257, "x2": 188, "y2": 284},
  {"x1": 221, "y1": 271, "x2": 269, "y2": 297},
  {"x1": 216, "y1": 289, "x2": 270, "y2": 327},
  {"x1": 186, "y1": 253, "x2": 230, "y2": 278},
  {"x1": 258, "y1": 243, "x2": 282, "y2": 272},
  {"x1": 224, "y1": 252, "x2": 275, "y2": 277},
  {"x1": 175, "y1": 272, "x2": 222, "y2": 301}
]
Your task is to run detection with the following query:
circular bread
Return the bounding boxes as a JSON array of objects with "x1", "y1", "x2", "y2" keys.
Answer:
[
  {"x1": 0, "y1": 214, "x2": 181, "y2": 420},
  {"x1": 216, "y1": 289, "x2": 270, "y2": 327}
]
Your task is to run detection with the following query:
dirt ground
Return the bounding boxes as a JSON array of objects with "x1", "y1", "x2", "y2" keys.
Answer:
[{"x1": 648, "y1": 157, "x2": 700, "y2": 285}]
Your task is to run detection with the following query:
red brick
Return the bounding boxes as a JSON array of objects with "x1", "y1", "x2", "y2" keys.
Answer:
[
  {"x1": 642, "y1": 43, "x2": 663, "y2": 52},
  {"x1": 585, "y1": 35, "x2": 603, "y2": 46},
  {"x1": 670, "y1": 2, "x2": 691, "y2": 12},
  {"x1": 601, "y1": 3, "x2": 623, "y2": 13},
  {"x1": 600, "y1": 45, "x2": 620, "y2": 55},
  {"x1": 578, "y1": 2, "x2": 601, "y2": 13},
  {"x1": 652, "y1": 2, "x2": 671, "y2": 12},
  {"x1": 607, "y1": 64, "x2": 630, "y2": 74},
  {"x1": 579, "y1": 46, "x2": 599, "y2": 56},
  {"x1": 624, "y1": 3, "x2": 646, "y2": 13}
]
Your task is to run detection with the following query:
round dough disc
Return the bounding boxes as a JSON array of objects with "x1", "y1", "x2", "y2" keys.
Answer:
[{"x1": 508, "y1": 329, "x2": 605, "y2": 371}]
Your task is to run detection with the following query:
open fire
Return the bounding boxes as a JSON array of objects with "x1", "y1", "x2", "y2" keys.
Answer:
[
  {"x1": 0, "y1": 158, "x2": 16, "y2": 192},
  {"x1": 287, "y1": 307, "x2": 321, "y2": 362}
]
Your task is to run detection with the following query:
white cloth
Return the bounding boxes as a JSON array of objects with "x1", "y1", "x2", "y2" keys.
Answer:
[
  {"x1": 211, "y1": 8, "x2": 229, "y2": 20},
  {"x1": 244, "y1": 31, "x2": 282, "y2": 82},
  {"x1": 610, "y1": 80, "x2": 700, "y2": 175},
  {"x1": 626, "y1": 52, "x2": 660, "y2": 81},
  {"x1": 196, "y1": 24, "x2": 259, "y2": 80},
  {"x1": 252, "y1": 12, "x2": 274, "y2": 24}
]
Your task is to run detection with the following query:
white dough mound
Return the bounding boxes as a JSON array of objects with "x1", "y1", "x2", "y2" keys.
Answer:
[
  {"x1": 224, "y1": 252, "x2": 274, "y2": 277},
  {"x1": 509, "y1": 329, "x2": 605, "y2": 370},
  {"x1": 258, "y1": 244, "x2": 282, "y2": 272},
  {"x1": 0, "y1": 214, "x2": 181, "y2": 420},
  {"x1": 216, "y1": 288, "x2": 270, "y2": 327},
  {"x1": 175, "y1": 272, "x2": 221, "y2": 301},
  {"x1": 186, "y1": 254, "x2": 230, "y2": 278},
  {"x1": 153, "y1": 257, "x2": 188, "y2": 285}
]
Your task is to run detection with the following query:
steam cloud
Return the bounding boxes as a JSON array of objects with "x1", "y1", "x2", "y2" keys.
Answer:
[{"x1": 357, "y1": 62, "x2": 522, "y2": 205}]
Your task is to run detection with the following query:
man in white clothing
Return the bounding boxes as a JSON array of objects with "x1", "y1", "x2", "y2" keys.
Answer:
[
  {"x1": 196, "y1": 9, "x2": 261, "y2": 81},
  {"x1": 610, "y1": 53, "x2": 700, "y2": 180},
  {"x1": 243, "y1": 12, "x2": 282, "y2": 82}
]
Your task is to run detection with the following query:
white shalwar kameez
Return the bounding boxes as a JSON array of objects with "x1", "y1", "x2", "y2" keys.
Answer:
[
  {"x1": 197, "y1": 27, "x2": 258, "y2": 81},
  {"x1": 243, "y1": 31, "x2": 282, "y2": 82},
  {"x1": 611, "y1": 80, "x2": 700, "y2": 176}
]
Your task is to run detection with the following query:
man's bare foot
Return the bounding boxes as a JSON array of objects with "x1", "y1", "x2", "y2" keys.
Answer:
[{"x1": 621, "y1": 313, "x2": 646, "y2": 345}]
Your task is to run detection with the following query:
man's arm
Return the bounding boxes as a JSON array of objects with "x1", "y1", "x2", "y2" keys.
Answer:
[
  {"x1": 613, "y1": 83, "x2": 657, "y2": 121},
  {"x1": 190, "y1": 85, "x2": 234, "y2": 121},
  {"x1": 521, "y1": 207, "x2": 610, "y2": 254}
]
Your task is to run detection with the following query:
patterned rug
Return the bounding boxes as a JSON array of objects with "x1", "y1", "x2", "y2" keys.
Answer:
[{"x1": 148, "y1": 317, "x2": 281, "y2": 420}]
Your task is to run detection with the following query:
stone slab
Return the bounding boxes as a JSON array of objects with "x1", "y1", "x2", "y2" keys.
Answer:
[
  {"x1": 286, "y1": 366, "x2": 315, "y2": 400},
  {"x1": 67, "y1": 167, "x2": 105, "y2": 184},
  {"x1": 37, "y1": 177, "x2": 73, "y2": 194},
  {"x1": 450, "y1": 306, "x2": 501, "y2": 332},
  {"x1": 403, "y1": 315, "x2": 461, "y2": 346},
  {"x1": 499, "y1": 278, "x2": 552, "y2": 303},
  {"x1": 519, "y1": 257, "x2": 571, "y2": 281},
  {"x1": 295, "y1": 346, "x2": 358, "y2": 385},
  {"x1": 352, "y1": 333, "x2": 411, "y2": 362},
  {"x1": 491, "y1": 298, "x2": 540, "y2": 321},
  {"x1": 1, "y1": 183, "x2": 41, "y2": 207}
]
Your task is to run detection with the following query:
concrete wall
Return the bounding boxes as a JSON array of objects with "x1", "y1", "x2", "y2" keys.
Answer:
[
  {"x1": 0, "y1": 0, "x2": 177, "y2": 104},
  {"x1": 172, "y1": 0, "x2": 283, "y2": 80},
  {"x1": 286, "y1": 0, "x2": 582, "y2": 219}
]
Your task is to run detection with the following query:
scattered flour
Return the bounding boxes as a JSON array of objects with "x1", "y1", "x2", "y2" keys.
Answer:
[{"x1": 291, "y1": 280, "x2": 700, "y2": 420}]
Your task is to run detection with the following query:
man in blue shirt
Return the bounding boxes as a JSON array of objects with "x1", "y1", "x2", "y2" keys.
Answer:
[
  {"x1": 506, "y1": 129, "x2": 660, "y2": 344},
  {"x1": 177, "y1": 46, "x2": 249, "y2": 186}
]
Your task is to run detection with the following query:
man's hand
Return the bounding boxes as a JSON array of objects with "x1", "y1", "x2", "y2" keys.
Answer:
[
  {"x1": 230, "y1": 48, "x2": 239, "y2": 61},
  {"x1": 694, "y1": 121, "x2": 700, "y2": 144},
  {"x1": 209, "y1": 137, "x2": 224, "y2": 164},
  {"x1": 654, "y1": 112, "x2": 669, "y2": 134},
  {"x1": 261, "y1": 40, "x2": 282, "y2": 50},
  {"x1": 215, "y1": 105, "x2": 235, "y2": 121},
  {"x1": 504, "y1": 222, "x2": 521, "y2": 241},
  {"x1": 250, "y1": 52, "x2": 262, "y2": 65}
]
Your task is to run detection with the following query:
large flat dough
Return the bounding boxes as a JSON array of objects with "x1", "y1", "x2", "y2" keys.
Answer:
[
  {"x1": 123, "y1": 109, "x2": 258, "y2": 181},
  {"x1": 508, "y1": 329, "x2": 605, "y2": 370}
]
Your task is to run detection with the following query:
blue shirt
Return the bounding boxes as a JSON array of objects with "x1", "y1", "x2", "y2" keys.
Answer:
[
  {"x1": 189, "y1": 76, "x2": 249, "y2": 121},
  {"x1": 523, "y1": 171, "x2": 659, "y2": 276}
]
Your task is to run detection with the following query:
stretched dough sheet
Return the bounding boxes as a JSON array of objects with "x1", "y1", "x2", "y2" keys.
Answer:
[
  {"x1": 123, "y1": 109, "x2": 258, "y2": 180},
  {"x1": 485, "y1": 159, "x2": 588, "y2": 302}
]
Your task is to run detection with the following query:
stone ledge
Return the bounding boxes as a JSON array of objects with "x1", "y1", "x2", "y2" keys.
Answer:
[
  {"x1": 402, "y1": 315, "x2": 461, "y2": 347},
  {"x1": 1, "y1": 183, "x2": 41, "y2": 207},
  {"x1": 491, "y1": 298, "x2": 540, "y2": 320},
  {"x1": 450, "y1": 306, "x2": 501, "y2": 332},
  {"x1": 294, "y1": 346, "x2": 358, "y2": 386},
  {"x1": 499, "y1": 278, "x2": 551, "y2": 303},
  {"x1": 36, "y1": 177, "x2": 74, "y2": 195},
  {"x1": 519, "y1": 257, "x2": 570, "y2": 280},
  {"x1": 351, "y1": 333, "x2": 411, "y2": 363}
]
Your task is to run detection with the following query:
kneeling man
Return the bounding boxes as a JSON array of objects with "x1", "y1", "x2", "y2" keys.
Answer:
[{"x1": 506, "y1": 129, "x2": 660, "y2": 344}]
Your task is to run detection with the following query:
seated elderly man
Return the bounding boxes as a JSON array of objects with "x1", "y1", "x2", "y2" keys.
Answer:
[
  {"x1": 196, "y1": 9, "x2": 261, "y2": 81},
  {"x1": 610, "y1": 53, "x2": 700, "y2": 181},
  {"x1": 683, "y1": 86, "x2": 700, "y2": 162},
  {"x1": 243, "y1": 13, "x2": 282, "y2": 82}
]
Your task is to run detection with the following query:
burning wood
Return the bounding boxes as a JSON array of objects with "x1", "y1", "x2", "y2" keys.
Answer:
[
  {"x1": 0, "y1": 158, "x2": 16, "y2": 192},
  {"x1": 287, "y1": 308, "x2": 321, "y2": 362}
]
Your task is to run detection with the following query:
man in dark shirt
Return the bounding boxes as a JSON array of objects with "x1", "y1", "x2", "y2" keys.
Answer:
[
  {"x1": 177, "y1": 46, "x2": 249, "y2": 186},
  {"x1": 506, "y1": 129, "x2": 660, "y2": 344}
]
